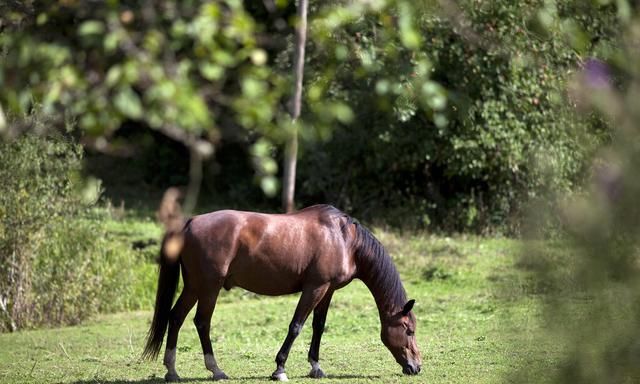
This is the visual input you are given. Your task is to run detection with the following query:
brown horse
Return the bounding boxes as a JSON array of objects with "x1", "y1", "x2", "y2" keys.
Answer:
[{"x1": 142, "y1": 204, "x2": 421, "y2": 381}]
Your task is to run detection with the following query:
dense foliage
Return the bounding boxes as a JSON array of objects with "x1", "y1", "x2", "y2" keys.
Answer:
[
  {"x1": 298, "y1": 0, "x2": 615, "y2": 231},
  {"x1": 0, "y1": 125, "x2": 81, "y2": 330},
  {"x1": 1, "y1": 1, "x2": 617, "y2": 232},
  {"x1": 3, "y1": 1, "x2": 612, "y2": 231},
  {"x1": 0, "y1": 122, "x2": 148, "y2": 331},
  {"x1": 0, "y1": 0, "x2": 391, "y2": 198}
]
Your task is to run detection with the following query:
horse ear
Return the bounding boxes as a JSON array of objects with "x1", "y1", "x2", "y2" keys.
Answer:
[{"x1": 402, "y1": 299, "x2": 415, "y2": 315}]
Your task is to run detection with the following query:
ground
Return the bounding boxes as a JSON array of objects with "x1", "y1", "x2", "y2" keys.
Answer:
[{"x1": 0, "y1": 231, "x2": 562, "y2": 383}]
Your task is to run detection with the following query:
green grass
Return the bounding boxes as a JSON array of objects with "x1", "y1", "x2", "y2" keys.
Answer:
[{"x1": 0, "y1": 228, "x2": 563, "y2": 383}]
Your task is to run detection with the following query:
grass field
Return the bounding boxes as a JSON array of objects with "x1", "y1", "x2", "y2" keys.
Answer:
[{"x1": 0, "y1": 223, "x2": 563, "y2": 383}]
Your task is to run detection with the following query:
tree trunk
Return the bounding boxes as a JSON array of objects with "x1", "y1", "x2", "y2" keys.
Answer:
[
  {"x1": 282, "y1": 0, "x2": 308, "y2": 213},
  {"x1": 0, "y1": 103, "x2": 6, "y2": 137}
]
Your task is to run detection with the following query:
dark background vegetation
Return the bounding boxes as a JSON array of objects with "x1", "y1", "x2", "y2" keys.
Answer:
[
  {"x1": 2, "y1": 0, "x2": 617, "y2": 230},
  {"x1": 81, "y1": 0, "x2": 615, "y2": 232}
]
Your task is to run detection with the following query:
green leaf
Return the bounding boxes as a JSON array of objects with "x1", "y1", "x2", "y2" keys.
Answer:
[
  {"x1": 261, "y1": 157, "x2": 278, "y2": 174},
  {"x1": 616, "y1": 0, "x2": 631, "y2": 23},
  {"x1": 79, "y1": 176, "x2": 103, "y2": 205},
  {"x1": 335, "y1": 45, "x2": 348, "y2": 61},
  {"x1": 561, "y1": 20, "x2": 589, "y2": 53},
  {"x1": 78, "y1": 21, "x2": 105, "y2": 36},
  {"x1": 251, "y1": 138, "x2": 272, "y2": 157},
  {"x1": 199, "y1": 63, "x2": 224, "y2": 81},
  {"x1": 36, "y1": 13, "x2": 48, "y2": 26},
  {"x1": 398, "y1": 1, "x2": 421, "y2": 50},
  {"x1": 332, "y1": 103, "x2": 354, "y2": 124},
  {"x1": 114, "y1": 88, "x2": 143, "y2": 119},
  {"x1": 105, "y1": 66, "x2": 122, "y2": 87},
  {"x1": 260, "y1": 175, "x2": 279, "y2": 197},
  {"x1": 241, "y1": 78, "x2": 266, "y2": 99},
  {"x1": 376, "y1": 79, "x2": 390, "y2": 95}
]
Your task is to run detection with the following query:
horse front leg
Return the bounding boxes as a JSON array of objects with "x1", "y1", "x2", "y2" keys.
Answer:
[
  {"x1": 271, "y1": 284, "x2": 330, "y2": 382},
  {"x1": 193, "y1": 285, "x2": 228, "y2": 381},
  {"x1": 307, "y1": 290, "x2": 334, "y2": 379}
]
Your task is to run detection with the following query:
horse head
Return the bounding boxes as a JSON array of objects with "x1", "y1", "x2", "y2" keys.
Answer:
[{"x1": 380, "y1": 299, "x2": 422, "y2": 375}]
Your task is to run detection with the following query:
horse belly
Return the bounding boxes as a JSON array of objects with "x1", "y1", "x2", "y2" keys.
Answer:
[{"x1": 225, "y1": 257, "x2": 306, "y2": 296}]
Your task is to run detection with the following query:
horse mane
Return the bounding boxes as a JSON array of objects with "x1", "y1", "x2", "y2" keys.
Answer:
[
  {"x1": 352, "y1": 223, "x2": 407, "y2": 311},
  {"x1": 312, "y1": 205, "x2": 407, "y2": 311}
]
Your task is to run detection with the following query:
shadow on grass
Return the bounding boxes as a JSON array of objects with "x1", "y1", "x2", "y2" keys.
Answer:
[
  {"x1": 66, "y1": 379, "x2": 208, "y2": 384},
  {"x1": 324, "y1": 374, "x2": 382, "y2": 380},
  {"x1": 65, "y1": 373, "x2": 381, "y2": 383}
]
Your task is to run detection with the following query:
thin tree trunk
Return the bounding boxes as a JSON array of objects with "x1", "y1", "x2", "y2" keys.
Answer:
[
  {"x1": 282, "y1": 0, "x2": 308, "y2": 213},
  {"x1": 0, "y1": 103, "x2": 6, "y2": 138}
]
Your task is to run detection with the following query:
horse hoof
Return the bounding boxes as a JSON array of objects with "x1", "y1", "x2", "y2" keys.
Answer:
[
  {"x1": 309, "y1": 367, "x2": 326, "y2": 378},
  {"x1": 271, "y1": 372, "x2": 289, "y2": 381},
  {"x1": 165, "y1": 373, "x2": 181, "y2": 382},
  {"x1": 213, "y1": 371, "x2": 229, "y2": 381}
]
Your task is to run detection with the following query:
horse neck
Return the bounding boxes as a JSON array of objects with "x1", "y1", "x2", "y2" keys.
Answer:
[{"x1": 353, "y1": 234, "x2": 407, "y2": 319}]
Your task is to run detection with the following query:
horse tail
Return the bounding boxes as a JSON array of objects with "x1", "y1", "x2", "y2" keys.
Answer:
[
  {"x1": 142, "y1": 188, "x2": 188, "y2": 360},
  {"x1": 142, "y1": 231, "x2": 183, "y2": 360}
]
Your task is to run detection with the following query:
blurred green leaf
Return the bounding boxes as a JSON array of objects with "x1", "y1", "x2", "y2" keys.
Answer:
[
  {"x1": 561, "y1": 19, "x2": 589, "y2": 53},
  {"x1": 260, "y1": 175, "x2": 279, "y2": 197},
  {"x1": 398, "y1": 1, "x2": 421, "y2": 50},
  {"x1": 199, "y1": 63, "x2": 224, "y2": 80},
  {"x1": 114, "y1": 88, "x2": 143, "y2": 119},
  {"x1": 79, "y1": 176, "x2": 103, "y2": 205},
  {"x1": 331, "y1": 102, "x2": 354, "y2": 124},
  {"x1": 105, "y1": 66, "x2": 122, "y2": 86},
  {"x1": 616, "y1": 0, "x2": 631, "y2": 22},
  {"x1": 78, "y1": 20, "x2": 105, "y2": 36},
  {"x1": 241, "y1": 78, "x2": 266, "y2": 99}
]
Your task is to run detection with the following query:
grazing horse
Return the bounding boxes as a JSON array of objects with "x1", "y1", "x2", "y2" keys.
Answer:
[{"x1": 142, "y1": 204, "x2": 421, "y2": 381}]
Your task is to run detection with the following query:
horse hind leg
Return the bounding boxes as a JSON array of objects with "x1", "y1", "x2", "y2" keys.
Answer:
[
  {"x1": 308, "y1": 290, "x2": 334, "y2": 379},
  {"x1": 164, "y1": 289, "x2": 197, "y2": 382},
  {"x1": 194, "y1": 285, "x2": 228, "y2": 381}
]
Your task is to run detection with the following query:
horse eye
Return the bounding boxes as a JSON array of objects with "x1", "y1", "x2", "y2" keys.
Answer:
[{"x1": 407, "y1": 330, "x2": 415, "y2": 336}]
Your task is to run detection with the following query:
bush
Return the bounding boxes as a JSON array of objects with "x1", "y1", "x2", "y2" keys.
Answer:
[
  {"x1": 0, "y1": 128, "x2": 144, "y2": 331},
  {"x1": 0, "y1": 131, "x2": 83, "y2": 330},
  {"x1": 297, "y1": 0, "x2": 614, "y2": 232},
  {"x1": 29, "y1": 218, "x2": 140, "y2": 326}
]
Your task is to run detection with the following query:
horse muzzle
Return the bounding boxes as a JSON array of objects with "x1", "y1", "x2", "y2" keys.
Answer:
[{"x1": 402, "y1": 362, "x2": 421, "y2": 375}]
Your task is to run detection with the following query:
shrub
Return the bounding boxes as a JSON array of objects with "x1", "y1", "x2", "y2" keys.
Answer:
[
  {"x1": 297, "y1": 0, "x2": 615, "y2": 232},
  {"x1": 29, "y1": 219, "x2": 135, "y2": 326},
  {"x1": 0, "y1": 127, "x2": 144, "y2": 331},
  {"x1": 0, "y1": 131, "x2": 83, "y2": 330}
]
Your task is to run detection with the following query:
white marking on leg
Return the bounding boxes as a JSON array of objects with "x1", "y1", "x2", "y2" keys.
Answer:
[
  {"x1": 273, "y1": 372, "x2": 289, "y2": 381},
  {"x1": 164, "y1": 348, "x2": 179, "y2": 379},
  {"x1": 308, "y1": 358, "x2": 325, "y2": 378}
]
